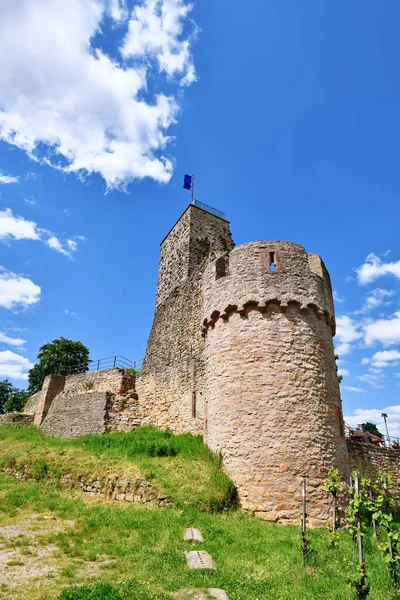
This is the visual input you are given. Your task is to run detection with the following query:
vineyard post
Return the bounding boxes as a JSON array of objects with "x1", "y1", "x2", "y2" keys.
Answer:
[
  {"x1": 355, "y1": 474, "x2": 366, "y2": 575},
  {"x1": 383, "y1": 475, "x2": 394, "y2": 561},
  {"x1": 369, "y1": 484, "x2": 377, "y2": 541}
]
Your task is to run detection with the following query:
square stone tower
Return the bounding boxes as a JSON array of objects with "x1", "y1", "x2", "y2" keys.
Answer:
[
  {"x1": 136, "y1": 202, "x2": 234, "y2": 434},
  {"x1": 155, "y1": 203, "x2": 234, "y2": 308}
]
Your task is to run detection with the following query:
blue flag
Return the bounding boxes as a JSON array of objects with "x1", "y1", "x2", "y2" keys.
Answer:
[{"x1": 183, "y1": 174, "x2": 192, "y2": 190}]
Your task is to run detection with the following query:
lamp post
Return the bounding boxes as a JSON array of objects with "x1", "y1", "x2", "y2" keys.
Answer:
[{"x1": 381, "y1": 412, "x2": 390, "y2": 447}]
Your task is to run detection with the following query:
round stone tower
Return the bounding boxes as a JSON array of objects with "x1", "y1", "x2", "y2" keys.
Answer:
[{"x1": 201, "y1": 241, "x2": 348, "y2": 526}]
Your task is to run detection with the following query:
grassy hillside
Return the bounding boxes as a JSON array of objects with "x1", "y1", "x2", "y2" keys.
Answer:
[
  {"x1": 0, "y1": 425, "x2": 236, "y2": 511},
  {"x1": 0, "y1": 425, "x2": 399, "y2": 600}
]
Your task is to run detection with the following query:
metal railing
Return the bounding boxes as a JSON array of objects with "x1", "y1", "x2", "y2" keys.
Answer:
[
  {"x1": 193, "y1": 199, "x2": 226, "y2": 220},
  {"x1": 88, "y1": 355, "x2": 143, "y2": 372},
  {"x1": 55, "y1": 355, "x2": 144, "y2": 376},
  {"x1": 54, "y1": 344, "x2": 202, "y2": 377}
]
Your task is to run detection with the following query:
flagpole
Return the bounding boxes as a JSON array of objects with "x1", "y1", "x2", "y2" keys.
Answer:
[{"x1": 191, "y1": 174, "x2": 195, "y2": 204}]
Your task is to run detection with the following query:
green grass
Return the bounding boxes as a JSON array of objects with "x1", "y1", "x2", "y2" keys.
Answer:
[
  {"x1": 0, "y1": 425, "x2": 235, "y2": 511},
  {"x1": 0, "y1": 425, "x2": 400, "y2": 599}
]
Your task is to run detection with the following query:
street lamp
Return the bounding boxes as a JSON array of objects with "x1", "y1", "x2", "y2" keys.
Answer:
[{"x1": 381, "y1": 413, "x2": 390, "y2": 446}]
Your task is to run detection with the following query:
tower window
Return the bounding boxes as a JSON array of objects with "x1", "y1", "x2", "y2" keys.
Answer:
[
  {"x1": 192, "y1": 391, "x2": 197, "y2": 418},
  {"x1": 269, "y1": 252, "x2": 276, "y2": 272},
  {"x1": 215, "y1": 255, "x2": 229, "y2": 279}
]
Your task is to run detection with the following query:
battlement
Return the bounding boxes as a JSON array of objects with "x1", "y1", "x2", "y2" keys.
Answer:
[{"x1": 202, "y1": 240, "x2": 335, "y2": 336}]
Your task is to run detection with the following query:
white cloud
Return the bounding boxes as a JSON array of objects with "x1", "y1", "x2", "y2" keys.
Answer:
[
  {"x1": 0, "y1": 332, "x2": 26, "y2": 347},
  {"x1": 333, "y1": 290, "x2": 344, "y2": 303},
  {"x1": 338, "y1": 368, "x2": 350, "y2": 377},
  {"x1": 367, "y1": 350, "x2": 400, "y2": 368},
  {"x1": 344, "y1": 405, "x2": 400, "y2": 438},
  {"x1": 0, "y1": 0, "x2": 197, "y2": 189},
  {"x1": 0, "y1": 172, "x2": 19, "y2": 184},
  {"x1": 122, "y1": 0, "x2": 198, "y2": 86},
  {"x1": 355, "y1": 288, "x2": 395, "y2": 314},
  {"x1": 342, "y1": 386, "x2": 365, "y2": 393},
  {"x1": 0, "y1": 350, "x2": 33, "y2": 380},
  {"x1": 335, "y1": 342, "x2": 352, "y2": 356},
  {"x1": 65, "y1": 309, "x2": 80, "y2": 319},
  {"x1": 0, "y1": 267, "x2": 41, "y2": 310},
  {"x1": 364, "y1": 311, "x2": 400, "y2": 346},
  {"x1": 108, "y1": 0, "x2": 128, "y2": 21},
  {"x1": 357, "y1": 373, "x2": 384, "y2": 389},
  {"x1": 0, "y1": 208, "x2": 82, "y2": 258},
  {"x1": 0, "y1": 208, "x2": 40, "y2": 241},
  {"x1": 46, "y1": 236, "x2": 74, "y2": 258},
  {"x1": 356, "y1": 253, "x2": 400, "y2": 285},
  {"x1": 336, "y1": 315, "x2": 363, "y2": 344}
]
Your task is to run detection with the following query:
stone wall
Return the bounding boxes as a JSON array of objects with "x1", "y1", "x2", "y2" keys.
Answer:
[
  {"x1": 201, "y1": 241, "x2": 347, "y2": 526},
  {"x1": 41, "y1": 391, "x2": 113, "y2": 438},
  {"x1": 0, "y1": 413, "x2": 34, "y2": 425},
  {"x1": 137, "y1": 357, "x2": 206, "y2": 435},
  {"x1": 1, "y1": 464, "x2": 171, "y2": 507},
  {"x1": 31, "y1": 374, "x2": 66, "y2": 426},
  {"x1": 347, "y1": 441, "x2": 400, "y2": 501},
  {"x1": 39, "y1": 369, "x2": 140, "y2": 438},
  {"x1": 155, "y1": 204, "x2": 233, "y2": 308}
]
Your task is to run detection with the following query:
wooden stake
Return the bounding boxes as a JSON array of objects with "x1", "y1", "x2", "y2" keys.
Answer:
[
  {"x1": 355, "y1": 474, "x2": 364, "y2": 567},
  {"x1": 333, "y1": 494, "x2": 337, "y2": 532},
  {"x1": 383, "y1": 475, "x2": 393, "y2": 561},
  {"x1": 369, "y1": 485, "x2": 377, "y2": 541}
]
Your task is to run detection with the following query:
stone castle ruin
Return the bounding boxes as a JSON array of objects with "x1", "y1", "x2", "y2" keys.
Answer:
[{"x1": 10, "y1": 202, "x2": 400, "y2": 525}]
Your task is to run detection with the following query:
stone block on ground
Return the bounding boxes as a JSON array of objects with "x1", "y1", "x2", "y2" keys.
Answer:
[
  {"x1": 207, "y1": 590, "x2": 230, "y2": 600},
  {"x1": 183, "y1": 527, "x2": 204, "y2": 542},
  {"x1": 184, "y1": 550, "x2": 216, "y2": 570}
]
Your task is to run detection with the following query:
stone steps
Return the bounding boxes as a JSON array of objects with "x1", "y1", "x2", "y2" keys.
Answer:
[{"x1": 182, "y1": 528, "x2": 230, "y2": 599}]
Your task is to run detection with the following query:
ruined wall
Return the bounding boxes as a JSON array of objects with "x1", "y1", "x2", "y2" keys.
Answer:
[
  {"x1": 0, "y1": 413, "x2": 34, "y2": 425},
  {"x1": 41, "y1": 391, "x2": 113, "y2": 438},
  {"x1": 201, "y1": 241, "x2": 347, "y2": 526},
  {"x1": 24, "y1": 392, "x2": 41, "y2": 416},
  {"x1": 28, "y1": 374, "x2": 66, "y2": 426},
  {"x1": 347, "y1": 441, "x2": 400, "y2": 501},
  {"x1": 40, "y1": 369, "x2": 140, "y2": 438}
]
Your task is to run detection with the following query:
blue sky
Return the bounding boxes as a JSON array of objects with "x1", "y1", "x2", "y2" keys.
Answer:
[{"x1": 1, "y1": 0, "x2": 400, "y2": 436}]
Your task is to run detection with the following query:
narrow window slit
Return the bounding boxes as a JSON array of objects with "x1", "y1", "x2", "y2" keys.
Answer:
[
  {"x1": 269, "y1": 252, "x2": 276, "y2": 272},
  {"x1": 192, "y1": 391, "x2": 197, "y2": 418}
]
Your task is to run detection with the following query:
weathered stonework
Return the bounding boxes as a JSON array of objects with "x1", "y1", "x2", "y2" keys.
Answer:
[
  {"x1": 201, "y1": 242, "x2": 347, "y2": 526},
  {"x1": 40, "y1": 369, "x2": 140, "y2": 438},
  {"x1": 0, "y1": 463, "x2": 171, "y2": 506},
  {"x1": 347, "y1": 441, "x2": 400, "y2": 501},
  {"x1": 0, "y1": 413, "x2": 34, "y2": 425},
  {"x1": 18, "y1": 203, "x2": 353, "y2": 526}
]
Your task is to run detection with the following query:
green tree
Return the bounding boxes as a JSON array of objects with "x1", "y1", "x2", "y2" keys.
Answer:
[
  {"x1": 28, "y1": 337, "x2": 90, "y2": 394},
  {"x1": 4, "y1": 389, "x2": 30, "y2": 413},
  {"x1": 361, "y1": 422, "x2": 383, "y2": 438},
  {"x1": 0, "y1": 379, "x2": 14, "y2": 414}
]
